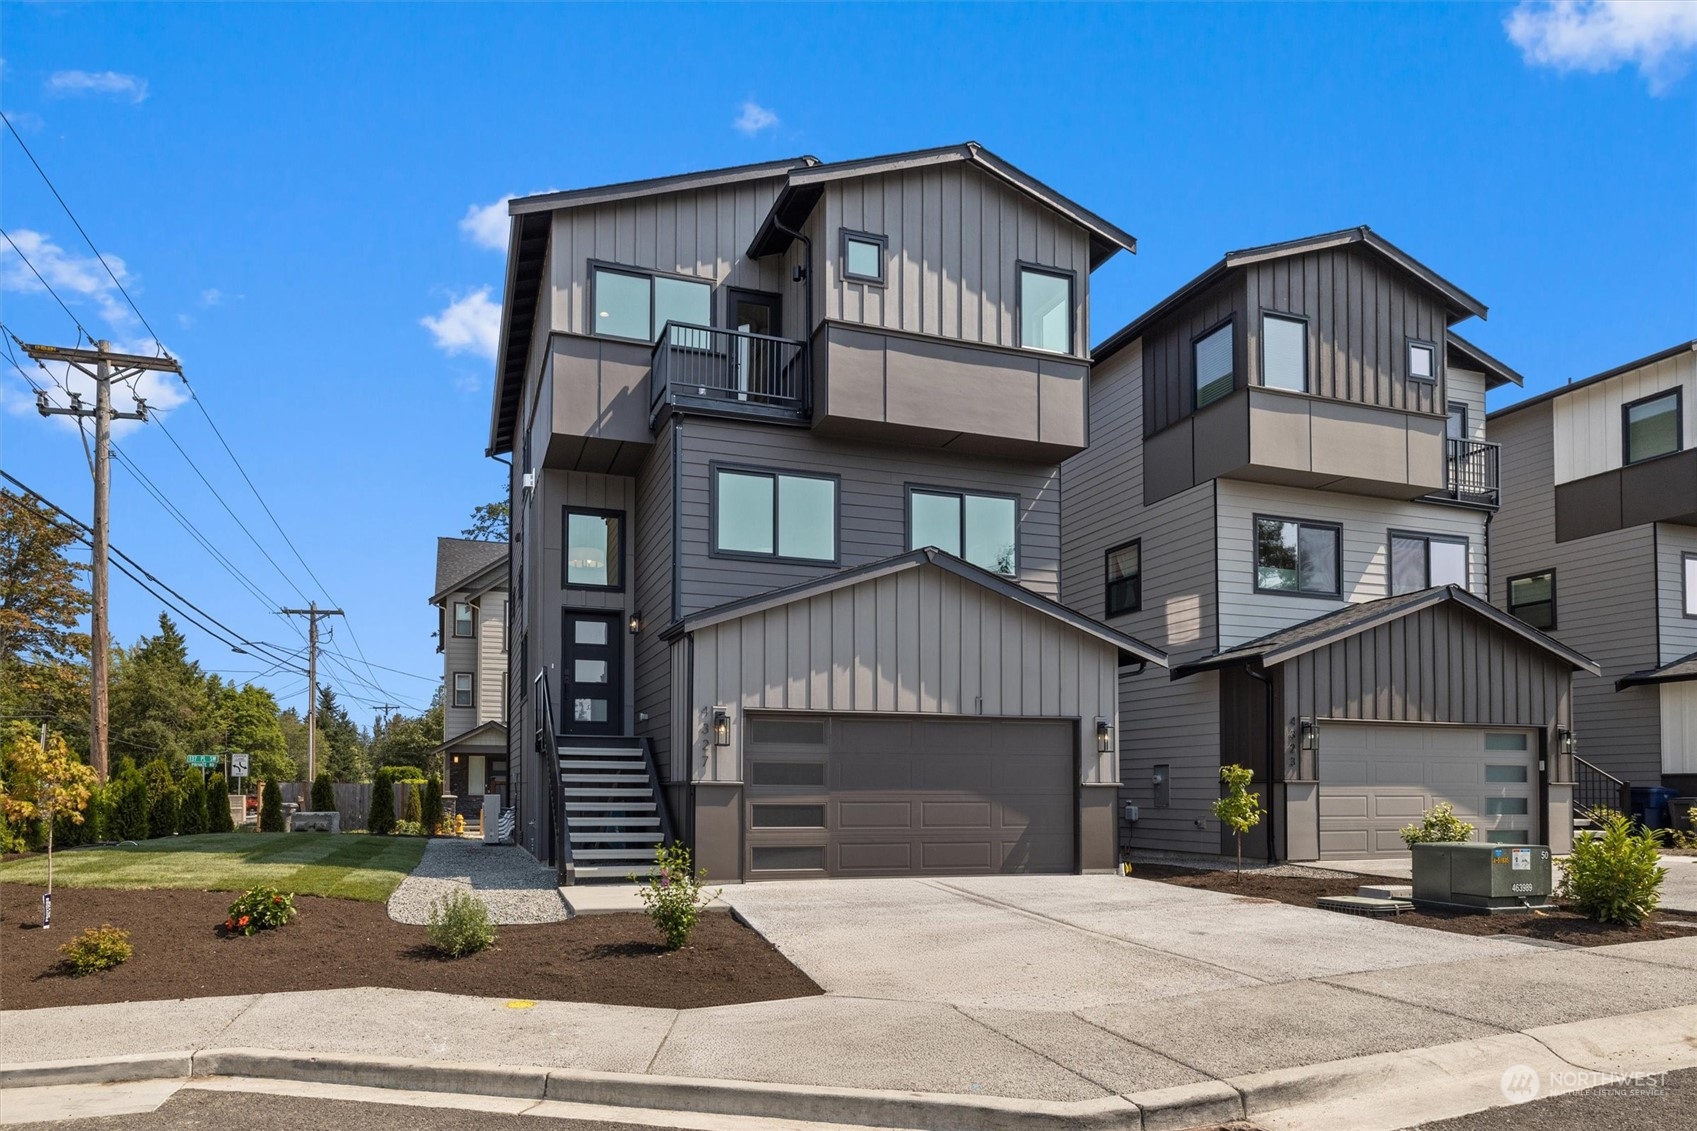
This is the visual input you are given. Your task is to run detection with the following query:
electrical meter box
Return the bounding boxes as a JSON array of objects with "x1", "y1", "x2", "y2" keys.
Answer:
[{"x1": 1411, "y1": 842, "x2": 1555, "y2": 913}]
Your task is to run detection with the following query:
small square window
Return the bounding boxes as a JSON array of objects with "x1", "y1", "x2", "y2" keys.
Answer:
[
  {"x1": 452, "y1": 672, "x2": 474, "y2": 708},
  {"x1": 1624, "y1": 389, "x2": 1682, "y2": 465},
  {"x1": 1105, "y1": 540, "x2": 1142, "y2": 617},
  {"x1": 453, "y1": 602, "x2": 475, "y2": 637},
  {"x1": 1195, "y1": 322, "x2": 1235, "y2": 408},
  {"x1": 1507, "y1": 570, "x2": 1557, "y2": 631},
  {"x1": 842, "y1": 231, "x2": 886, "y2": 285},
  {"x1": 1408, "y1": 340, "x2": 1436, "y2": 382}
]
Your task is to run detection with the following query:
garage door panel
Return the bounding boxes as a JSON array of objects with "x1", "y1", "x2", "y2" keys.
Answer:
[
  {"x1": 921, "y1": 840, "x2": 995, "y2": 871},
  {"x1": 920, "y1": 800, "x2": 994, "y2": 828},
  {"x1": 1326, "y1": 759, "x2": 1369, "y2": 785},
  {"x1": 918, "y1": 755, "x2": 995, "y2": 791},
  {"x1": 838, "y1": 800, "x2": 913, "y2": 829},
  {"x1": 1370, "y1": 759, "x2": 1427, "y2": 784},
  {"x1": 1319, "y1": 792, "x2": 1369, "y2": 818},
  {"x1": 836, "y1": 842, "x2": 912, "y2": 871},
  {"x1": 837, "y1": 757, "x2": 913, "y2": 790},
  {"x1": 1371, "y1": 794, "x2": 1428, "y2": 819}
]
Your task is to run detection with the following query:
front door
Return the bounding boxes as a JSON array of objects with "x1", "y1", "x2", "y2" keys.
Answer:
[
  {"x1": 729, "y1": 289, "x2": 782, "y2": 400},
  {"x1": 561, "y1": 611, "x2": 623, "y2": 736}
]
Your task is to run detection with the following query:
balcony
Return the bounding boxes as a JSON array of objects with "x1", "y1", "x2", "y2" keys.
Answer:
[
  {"x1": 649, "y1": 322, "x2": 809, "y2": 425},
  {"x1": 1425, "y1": 438, "x2": 1501, "y2": 509}
]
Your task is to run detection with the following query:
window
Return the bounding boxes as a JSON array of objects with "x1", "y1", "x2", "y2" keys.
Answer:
[
  {"x1": 1684, "y1": 553, "x2": 1697, "y2": 618},
  {"x1": 1446, "y1": 402, "x2": 1468, "y2": 441},
  {"x1": 1624, "y1": 389, "x2": 1682, "y2": 465},
  {"x1": 1389, "y1": 531, "x2": 1469, "y2": 595},
  {"x1": 1486, "y1": 797, "x2": 1529, "y2": 816},
  {"x1": 908, "y1": 487, "x2": 1018, "y2": 575},
  {"x1": 590, "y1": 264, "x2": 710, "y2": 342},
  {"x1": 452, "y1": 672, "x2": 473, "y2": 708},
  {"x1": 1261, "y1": 313, "x2": 1307, "y2": 392},
  {"x1": 1018, "y1": 266, "x2": 1074, "y2": 354},
  {"x1": 453, "y1": 602, "x2": 474, "y2": 638},
  {"x1": 841, "y1": 230, "x2": 886, "y2": 285},
  {"x1": 713, "y1": 468, "x2": 837, "y2": 562},
  {"x1": 1254, "y1": 516, "x2": 1341, "y2": 597},
  {"x1": 564, "y1": 508, "x2": 623, "y2": 590},
  {"x1": 1486, "y1": 764, "x2": 1529, "y2": 783},
  {"x1": 1485, "y1": 733, "x2": 1530, "y2": 751},
  {"x1": 502, "y1": 600, "x2": 509, "y2": 652},
  {"x1": 1105, "y1": 540, "x2": 1142, "y2": 617},
  {"x1": 1507, "y1": 570, "x2": 1557, "y2": 631},
  {"x1": 1407, "y1": 339, "x2": 1436, "y2": 383},
  {"x1": 1194, "y1": 321, "x2": 1235, "y2": 409}
]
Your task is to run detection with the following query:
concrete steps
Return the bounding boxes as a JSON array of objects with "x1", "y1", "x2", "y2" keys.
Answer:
[{"x1": 557, "y1": 739, "x2": 668, "y2": 881}]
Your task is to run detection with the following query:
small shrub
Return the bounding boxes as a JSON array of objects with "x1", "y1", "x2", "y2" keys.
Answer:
[
  {"x1": 403, "y1": 783, "x2": 423, "y2": 826},
  {"x1": 422, "y1": 776, "x2": 443, "y2": 837},
  {"x1": 1560, "y1": 810, "x2": 1667, "y2": 927},
  {"x1": 632, "y1": 843, "x2": 720, "y2": 950},
  {"x1": 206, "y1": 773, "x2": 235, "y2": 834},
  {"x1": 225, "y1": 885, "x2": 297, "y2": 935},
  {"x1": 1658, "y1": 825, "x2": 1697, "y2": 852},
  {"x1": 367, "y1": 769, "x2": 397, "y2": 835},
  {"x1": 259, "y1": 777, "x2": 285, "y2": 833},
  {"x1": 435, "y1": 811, "x2": 466, "y2": 837},
  {"x1": 58, "y1": 924, "x2": 132, "y2": 976},
  {"x1": 392, "y1": 819, "x2": 425, "y2": 836},
  {"x1": 1400, "y1": 802, "x2": 1475, "y2": 847},
  {"x1": 310, "y1": 772, "x2": 335, "y2": 813},
  {"x1": 426, "y1": 890, "x2": 496, "y2": 957}
]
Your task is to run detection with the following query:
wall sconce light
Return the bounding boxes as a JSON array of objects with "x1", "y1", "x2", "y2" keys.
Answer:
[
  {"x1": 711, "y1": 707, "x2": 731, "y2": 748},
  {"x1": 452, "y1": 755, "x2": 460, "y2": 765},
  {"x1": 1558, "y1": 727, "x2": 1577, "y2": 757},
  {"x1": 628, "y1": 612, "x2": 642, "y2": 635},
  {"x1": 1096, "y1": 718, "x2": 1114, "y2": 755},
  {"x1": 1298, "y1": 717, "x2": 1318, "y2": 752}
]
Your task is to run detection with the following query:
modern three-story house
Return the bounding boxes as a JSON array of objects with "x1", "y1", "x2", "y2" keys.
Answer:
[
  {"x1": 1489, "y1": 340, "x2": 1697, "y2": 809},
  {"x1": 487, "y1": 144, "x2": 1166, "y2": 881},
  {"x1": 430, "y1": 536, "x2": 511, "y2": 815},
  {"x1": 1061, "y1": 228, "x2": 1599, "y2": 863}
]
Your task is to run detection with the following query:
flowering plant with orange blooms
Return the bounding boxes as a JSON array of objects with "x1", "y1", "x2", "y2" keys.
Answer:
[{"x1": 224, "y1": 886, "x2": 296, "y2": 935}]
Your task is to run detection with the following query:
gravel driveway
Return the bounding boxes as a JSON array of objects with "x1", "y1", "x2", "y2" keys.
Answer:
[{"x1": 386, "y1": 839, "x2": 568, "y2": 924}]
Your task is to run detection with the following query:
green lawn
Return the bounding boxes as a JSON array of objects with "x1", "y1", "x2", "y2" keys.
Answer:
[{"x1": 0, "y1": 833, "x2": 426, "y2": 902}]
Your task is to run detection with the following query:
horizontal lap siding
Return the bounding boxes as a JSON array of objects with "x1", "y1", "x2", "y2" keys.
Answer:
[
  {"x1": 1658, "y1": 524, "x2": 1697, "y2": 665},
  {"x1": 1448, "y1": 367, "x2": 1488, "y2": 441}
]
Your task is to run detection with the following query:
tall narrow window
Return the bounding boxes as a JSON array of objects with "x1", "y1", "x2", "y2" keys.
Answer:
[
  {"x1": 564, "y1": 509, "x2": 623, "y2": 590},
  {"x1": 713, "y1": 468, "x2": 837, "y2": 562},
  {"x1": 1194, "y1": 322, "x2": 1234, "y2": 408},
  {"x1": 1105, "y1": 540, "x2": 1142, "y2": 616},
  {"x1": 453, "y1": 602, "x2": 475, "y2": 637},
  {"x1": 452, "y1": 672, "x2": 474, "y2": 708},
  {"x1": 1684, "y1": 554, "x2": 1697, "y2": 618},
  {"x1": 1390, "y1": 532, "x2": 1469, "y2": 595},
  {"x1": 1624, "y1": 389, "x2": 1682, "y2": 465},
  {"x1": 1507, "y1": 570, "x2": 1556, "y2": 631},
  {"x1": 909, "y1": 487, "x2": 1017, "y2": 575},
  {"x1": 1407, "y1": 340, "x2": 1437, "y2": 383},
  {"x1": 1254, "y1": 516, "x2": 1341, "y2": 597},
  {"x1": 1447, "y1": 402, "x2": 1468, "y2": 441},
  {"x1": 1018, "y1": 266, "x2": 1074, "y2": 354},
  {"x1": 1261, "y1": 314, "x2": 1307, "y2": 392}
]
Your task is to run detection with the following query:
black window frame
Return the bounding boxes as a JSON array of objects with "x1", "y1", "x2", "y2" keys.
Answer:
[
  {"x1": 1015, "y1": 261, "x2": 1078, "y2": 356},
  {"x1": 839, "y1": 229, "x2": 888, "y2": 286},
  {"x1": 1622, "y1": 387, "x2": 1684, "y2": 466},
  {"x1": 562, "y1": 505, "x2": 626, "y2": 592},
  {"x1": 1506, "y1": 568, "x2": 1558, "y2": 632},
  {"x1": 451, "y1": 671, "x2": 474, "y2": 709},
  {"x1": 1388, "y1": 529, "x2": 1470, "y2": 595},
  {"x1": 1104, "y1": 538, "x2": 1142, "y2": 617},
  {"x1": 709, "y1": 462, "x2": 841, "y2": 566},
  {"x1": 1258, "y1": 310, "x2": 1309, "y2": 394},
  {"x1": 452, "y1": 601, "x2": 475, "y2": 638},
  {"x1": 587, "y1": 258, "x2": 712, "y2": 344},
  {"x1": 1252, "y1": 514, "x2": 1343, "y2": 599},
  {"x1": 905, "y1": 484, "x2": 1021, "y2": 577},
  {"x1": 1193, "y1": 316, "x2": 1237, "y2": 410},
  {"x1": 1406, "y1": 337, "x2": 1439, "y2": 384},
  {"x1": 1683, "y1": 552, "x2": 1697, "y2": 619},
  {"x1": 1446, "y1": 400, "x2": 1469, "y2": 441}
]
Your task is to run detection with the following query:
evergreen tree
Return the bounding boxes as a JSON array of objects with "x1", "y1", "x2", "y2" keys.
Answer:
[
  {"x1": 206, "y1": 772, "x2": 235, "y2": 833},
  {"x1": 109, "y1": 762, "x2": 149, "y2": 841},
  {"x1": 259, "y1": 776, "x2": 285, "y2": 832},
  {"x1": 422, "y1": 775, "x2": 444, "y2": 836},
  {"x1": 310, "y1": 772, "x2": 335, "y2": 812},
  {"x1": 0, "y1": 491, "x2": 93, "y2": 763},
  {"x1": 141, "y1": 759, "x2": 180, "y2": 838},
  {"x1": 109, "y1": 615, "x2": 218, "y2": 764},
  {"x1": 221, "y1": 685, "x2": 294, "y2": 783},
  {"x1": 366, "y1": 767, "x2": 397, "y2": 835},
  {"x1": 177, "y1": 768, "x2": 209, "y2": 835},
  {"x1": 317, "y1": 687, "x2": 367, "y2": 782}
]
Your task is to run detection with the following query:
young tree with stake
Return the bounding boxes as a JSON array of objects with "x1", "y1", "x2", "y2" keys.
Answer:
[
  {"x1": 1212, "y1": 763, "x2": 1264, "y2": 875},
  {"x1": 1, "y1": 724, "x2": 96, "y2": 926}
]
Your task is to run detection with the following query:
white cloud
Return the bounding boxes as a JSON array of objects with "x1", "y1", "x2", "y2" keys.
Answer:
[
  {"x1": 0, "y1": 227, "x2": 137, "y2": 329},
  {"x1": 45, "y1": 69, "x2": 149, "y2": 103},
  {"x1": 2, "y1": 109, "x2": 44, "y2": 132},
  {"x1": 453, "y1": 373, "x2": 482, "y2": 395},
  {"x1": 460, "y1": 196, "x2": 514, "y2": 252},
  {"x1": 733, "y1": 100, "x2": 778, "y2": 136},
  {"x1": 200, "y1": 288, "x2": 222, "y2": 306},
  {"x1": 421, "y1": 287, "x2": 501, "y2": 361},
  {"x1": 1506, "y1": 0, "x2": 1697, "y2": 93}
]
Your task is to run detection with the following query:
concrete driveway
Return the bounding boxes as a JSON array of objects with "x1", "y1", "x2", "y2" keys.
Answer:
[{"x1": 722, "y1": 873, "x2": 1529, "y2": 1012}]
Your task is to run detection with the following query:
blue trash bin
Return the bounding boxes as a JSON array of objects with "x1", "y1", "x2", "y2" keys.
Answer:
[{"x1": 1631, "y1": 786, "x2": 1679, "y2": 829}]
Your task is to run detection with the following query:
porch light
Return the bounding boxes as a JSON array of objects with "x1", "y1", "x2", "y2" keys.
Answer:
[
  {"x1": 1298, "y1": 718, "x2": 1318, "y2": 752},
  {"x1": 1558, "y1": 727, "x2": 1577, "y2": 757},
  {"x1": 1095, "y1": 718, "x2": 1113, "y2": 754},
  {"x1": 628, "y1": 612, "x2": 642, "y2": 635},
  {"x1": 712, "y1": 707, "x2": 731, "y2": 747}
]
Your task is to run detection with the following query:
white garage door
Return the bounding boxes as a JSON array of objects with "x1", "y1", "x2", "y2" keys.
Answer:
[{"x1": 1319, "y1": 724, "x2": 1538, "y2": 858}]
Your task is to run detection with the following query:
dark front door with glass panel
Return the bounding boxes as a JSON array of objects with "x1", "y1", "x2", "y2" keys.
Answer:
[
  {"x1": 728, "y1": 289, "x2": 782, "y2": 402},
  {"x1": 562, "y1": 612, "x2": 623, "y2": 736}
]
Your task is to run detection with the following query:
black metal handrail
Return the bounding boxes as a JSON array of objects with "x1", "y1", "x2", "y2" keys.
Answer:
[
  {"x1": 1443, "y1": 438, "x2": 1500, "y2": 506},
  {"x1": 637, "y1": 736, "x2": 677, "y2": 847},
  {"x1": 650, "y1": 321, "x2": 808, "y2": 416},
  {"x1": 533, "y1": 670, "x2": 572, "y2": 881},
  {"x1": 1573, "y1": 755, "x2": 1630, "y2": 823}
]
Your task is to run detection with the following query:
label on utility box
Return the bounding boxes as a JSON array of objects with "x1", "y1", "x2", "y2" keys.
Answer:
[{"x1": 1511, "y1": 848, "x2": 1532, "y2": 871}]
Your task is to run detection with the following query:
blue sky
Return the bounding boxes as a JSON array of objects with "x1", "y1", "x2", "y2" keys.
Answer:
[{"x1": 2, "y1": 2, "x2": 1693, "y2": 727}]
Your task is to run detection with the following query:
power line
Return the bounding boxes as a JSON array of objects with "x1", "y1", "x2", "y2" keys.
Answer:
[
  {"x1": 313, "y1": 646, "x2": 436, "y2": 683},
  {"x1": 0, "y1": 226, "x2": 92, "y2": 342}
]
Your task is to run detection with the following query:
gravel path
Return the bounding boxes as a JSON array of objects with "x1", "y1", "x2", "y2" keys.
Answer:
[{"x1": 386, "y1": 839, "x2": 569, "y2": 924}]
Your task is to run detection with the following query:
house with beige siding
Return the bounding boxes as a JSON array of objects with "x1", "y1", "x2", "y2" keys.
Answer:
[
  {"x1": 430, "y1": 537, "x2": 510, "y2": 814},
  {"x1": 1488, "y1": 340, "x2": 1697, "y2": 811},
  {"x1": 487, "y1": 144, "x2": 1166, "y2": 882},
  {"x1": 1061, "y1": 228, "x2": 1599, "y2": 863}
]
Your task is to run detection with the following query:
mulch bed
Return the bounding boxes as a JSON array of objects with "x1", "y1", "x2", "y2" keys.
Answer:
[
  {"x1": 1130, "y1": 863, "x2": 1697, "y2": 948},
  {"x1": 0, "y1": 884, "x2": 820, "y2": 1012}
]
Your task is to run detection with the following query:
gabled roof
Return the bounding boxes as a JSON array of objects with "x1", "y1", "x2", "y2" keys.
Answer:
[
  {"x1": 1618, "y1": 650, "x2": 1697, "y2": 690},
  {"x1": 432, "y1": 719, "x2": 508, "y2": 756},
  {"x1": 1447, "y1": 331, "x2": 1524, "y2": 390},
  {"x1": 506, "y1": 156, "x2": 820, "y2": 217},
  {"x1": 432, "y1": 537, "x2": 507, "y2": 604},
  {"x1": 662, "y1": 547, "x2": 1168, "y2": 668},
  {"x1": 1171, "y1": 585, "x2": 1600, "y2": 679},
  {"x1": 1489, "y1": 340, "x2": 1697, "y2": 421},
  {"x1": 746, "y1": 142, "x2": 1137, "y2": 269},
  {"x1": 1095, "y1": 227, "x2": 1488, "y2": 366}
]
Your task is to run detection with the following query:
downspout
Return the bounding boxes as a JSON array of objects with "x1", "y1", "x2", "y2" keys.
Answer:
[
  {"x1": 1244, "y1": 663, "x2": 1280, "y2": 864},
  {"x1": 489, "y1": 451, "x2": 517, "y2": 840}
]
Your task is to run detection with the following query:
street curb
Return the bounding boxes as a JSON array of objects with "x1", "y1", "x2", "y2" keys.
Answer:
[
  {"x1": 0, "y1": 1050, "x2": 193, "y2": 1090},
  {"x1": 193, "y1": 1048, "x2": 550, "y2": 1102}
]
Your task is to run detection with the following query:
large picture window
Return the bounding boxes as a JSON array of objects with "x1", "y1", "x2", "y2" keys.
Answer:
[
  {"x1": 1624, "y1": 389, "x2": 1682, "y2": 465},
  {"x1": 564, "y1": 508, "x2": 623, "y2": 590},
  {"x1": 1261, "y1": 313, "x2": 1307, "y2": 392},
  {"x1": 1194, "y1": 321, "x2": 1235, "y2": 409},
  {"x1": 1105, "y1": 540, "x2": 1142, "y2": 616},
  {"x1": 713, "y1": 468, "x2": 837, "y2": 562},
  {"x1": 1508, "y1": 570, "x2": 1557, "y2": 631},
  {"x1": 1254, "y1": 516, "x2": 1341, "y2": 597},
  {"x1": 1018, "y1": 266, "x2": 1074, "y2": 354},
  {"x1": 908, "y1": 487, "x2": 1018, "y2": 575},
  {"x1": 1389, "y1": 531, "x2": 1469, "y2": 595},
  {"x1": 591, "y1": 264, "x2": 710, "y2": 342}
]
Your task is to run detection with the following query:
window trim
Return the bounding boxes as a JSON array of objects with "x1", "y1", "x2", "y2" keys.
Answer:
[
  {"x1": 905, "y1": 483, "x2": 1021, "y2": 577},
  {"x1": 452, "y1": 601, "x2": 476, "y2": 638},
  {"x1": 562, "y1": 505, "x2": 626, "y2": 592},
  {"x1": 709, "y1": 462, "x2": 842, "y2": 566},
  {"x1": 1506, "y1": 568, "x2": 1558, "y2": 632},
  {"x1": 1388, "y1": 529, "x2": 1470, "y2": 595},
  {"x1": 839, "y1": 229, "x2": 888, "y2": 286},
  {"x1": 587, "y1": 258, "x2": 712, "y2": 344},
  {"x1": 1104, "y1": 538, "x2": 1142, "y2": 618},
  {"x1": 1258, "y1": 309, "x2": 1309, "y2": 394},
  {"x1": 452, "y1": 671, "x2": 474, "y2": 709},
  {"x1": 1622, "y1": 387, "x2": 1684, "y2": 466},
  {"x1": 1683, "y1": 553, "x2": 1697, "y2": 620},
  {"x1": 1406, "y1": 337, "x2": 1439, "y2": 384},
  {"x1": 1446, "y1": 400, "x2": 1469, "y2": 441},
  {"x1": 1252, "y1": 513, "x2": 1344, "y2": 599},
  {"x1": 1015, "y1": 261, "x2": 1078, "y2": 356},
  {"x1": 1192, "y1": 316, "x2": 1237, "y2": 411}
]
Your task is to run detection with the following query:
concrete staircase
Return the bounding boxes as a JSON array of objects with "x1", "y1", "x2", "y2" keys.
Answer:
[{"x1": 558, "y1": 740, "x2": 666, "y2": 881}]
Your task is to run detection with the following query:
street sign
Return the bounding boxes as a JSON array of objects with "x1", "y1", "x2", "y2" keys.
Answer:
[
  {"x1": 187, "y1": 754, "x2": 220, "y2": 768},
  {"x1": 229, "y1": 753, "x2": 250, "y2": 777}
]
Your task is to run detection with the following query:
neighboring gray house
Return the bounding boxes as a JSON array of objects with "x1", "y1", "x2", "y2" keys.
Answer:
[
  {"x1": 1489, "y1": 340, "x2": 1697, "y2": 804},
  {"x1": 488, "y1": 144, "x2": 1167, "y2": 881},
  {"x1": 1061, "y1": 228, "x2": 1599, "y2": 862},
  {"x1": 430, "y1": 537, "x2": 510, "y2": 813}
]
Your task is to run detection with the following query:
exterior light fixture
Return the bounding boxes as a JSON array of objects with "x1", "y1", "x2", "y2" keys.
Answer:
[
  {"x1": 712, "y1": 707, "x2": 731, "y2": 747},
  {"x1": 1096, "y1": 718, "x2": 1113, "y2": 754},
  {"x1": 1558, "y1": 727, "x2": 1577, "y2": 757},
  {"x1": 1298, "y1": 717, "x2": 1318, "y2": 751},
  {"x1": 628, "y1": 612, "x2": 642, "y2": 635}
]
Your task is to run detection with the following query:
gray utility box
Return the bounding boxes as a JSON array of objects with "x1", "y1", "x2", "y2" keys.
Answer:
[{"x1": 1411, "y1": 842, "x2": 1555, "y2": 914}]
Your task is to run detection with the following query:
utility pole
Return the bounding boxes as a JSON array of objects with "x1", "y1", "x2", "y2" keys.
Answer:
[
  {"x1": 28, "y1": 340, "x2": 181, "y2": 783},
  {"x1": 280, "y1": 603, "x2": 343, "y2": 781}
]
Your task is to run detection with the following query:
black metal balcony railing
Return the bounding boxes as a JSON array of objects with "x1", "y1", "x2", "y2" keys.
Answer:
[
  {"x1": 1573, "y1": 756, "x2": 1630, "y2": 825},
  {"x1": 650, "y1": 322, "x2": 808, "y2": 420},
  {"x1": 1433, "y1": 437, "x2": 1501, "y2": 508}
]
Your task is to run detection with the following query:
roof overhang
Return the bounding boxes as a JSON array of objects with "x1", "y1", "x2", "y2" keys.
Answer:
[
  {"x1": 1489, "y1": 339, "x2": 1697, "y2": 422},
  {"x1": 1447, "y1": 331, "x2": 1525, "y2": 390},
  {"x1": 1617, "y1": 652, "x2": 1697, "y2": 690},
  {"x1": 662, "y1": 547, "x2": 1168, "y2": 669},
  {"x1": 431, "y1": 720, "x2": 508, "y2": 757},
  {"x1": 430, "y1": 557, "x2": 506, "y2": 606}
]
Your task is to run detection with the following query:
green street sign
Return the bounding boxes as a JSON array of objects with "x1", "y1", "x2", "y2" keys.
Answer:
[{"x1": 187, "y1": 754, "x2": 221, "y2": 768}]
